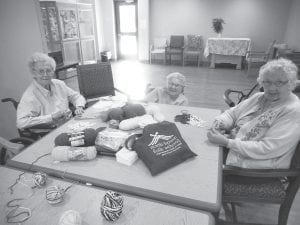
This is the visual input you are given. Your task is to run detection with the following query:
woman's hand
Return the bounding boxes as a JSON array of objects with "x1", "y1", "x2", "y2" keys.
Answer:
[
  {"x1": 207, "y1": 129, "x2": 229, "y2": 147},
  {"x1": 51, "y1": 109, "x2": 72, "y2": 122},
  {"x1": 75, "y1": 106, "x2": 84, "y2": 116}
]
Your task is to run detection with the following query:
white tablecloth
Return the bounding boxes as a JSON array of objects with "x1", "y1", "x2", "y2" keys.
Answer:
[{"x1": 204, "y1": 38, "x2": 251, "y2": 57}]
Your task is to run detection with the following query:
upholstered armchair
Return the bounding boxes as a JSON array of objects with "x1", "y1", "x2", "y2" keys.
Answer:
[
  {"x1": 183, "y1": 35, "x2": 203, "y2": 67},
  {"x1": 149, "y1": 37, "x2": 167, "y2": 64},
  {"x1": 165, "y1": 35, "x2": 185, "y2": 65}
]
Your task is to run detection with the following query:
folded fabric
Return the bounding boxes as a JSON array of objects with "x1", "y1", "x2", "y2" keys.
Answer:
[{"x1": 131, "y1": 121, "x2": 197, "y2": 176}]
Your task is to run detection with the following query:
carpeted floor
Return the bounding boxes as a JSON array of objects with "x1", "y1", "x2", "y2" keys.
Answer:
[{"x1": 65, "y1": 60, "x2": 300, "y2": 225}]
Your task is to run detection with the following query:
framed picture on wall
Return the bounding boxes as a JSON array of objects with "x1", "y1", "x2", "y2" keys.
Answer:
[{"x1": 59, "y1": 8, "x2": 78, "y2": 40}]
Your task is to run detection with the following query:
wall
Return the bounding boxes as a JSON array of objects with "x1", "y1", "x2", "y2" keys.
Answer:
[
  {"x1": 284, "y1": 0, "x2": 300, "y2": 51},
  {"x1": 137, "y1": 0, "x2": 149, "y2": 61},
  {"x1": 0, "y1": 0, "x2": 44, "y2": 139},
  {"x1": 150, "y1": 0, "x2": 291, "y2": 51},
  {"x1": 96, "y1": 0, "x2": 117, "y2": 59}
]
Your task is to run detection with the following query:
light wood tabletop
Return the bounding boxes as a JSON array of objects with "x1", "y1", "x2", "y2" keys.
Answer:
[
  {"x1": 0, "y1": 166, "x2": 215, "y2": 225},
  {"x1": 7, "y1": 101, "x2": 222, "y2": 213}
]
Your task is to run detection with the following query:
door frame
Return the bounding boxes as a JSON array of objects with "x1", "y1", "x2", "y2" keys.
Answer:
[{"x1": 114, "y1": 0, "x2": 138, "y2": 60}]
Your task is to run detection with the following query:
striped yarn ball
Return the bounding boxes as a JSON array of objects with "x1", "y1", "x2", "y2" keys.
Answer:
[
  {"x1": 32, "y1": 172, "x2": 47, "y2": 187},
  {"x1": 100, "y1": 190, "x2": 124, "y2": 221},
  {"x1": 46, "y1": 185, "x2": 65, "y2": 204}
]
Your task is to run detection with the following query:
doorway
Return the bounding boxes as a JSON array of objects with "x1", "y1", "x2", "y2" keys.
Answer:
[{"x1": 114, "y1": 0, "x2": 138, "y2": 60}]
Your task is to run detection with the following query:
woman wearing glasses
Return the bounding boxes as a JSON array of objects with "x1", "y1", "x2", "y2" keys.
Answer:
[
  {"x1": 144, "y1": 72, "x2": 188, "y2": 106},
  {"x1": 17, "y1": 52, "x2": 86, "y2": 129},
  {"x1": 207, "y1": 58, "x2": 300, "y2": 169}
]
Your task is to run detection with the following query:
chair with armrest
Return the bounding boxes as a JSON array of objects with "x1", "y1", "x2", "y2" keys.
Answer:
[
  {"x1": 223, "y1": 84, "x2": 260, "y2": 107},
  {"x1": 223, "y1": 81, "x2": 300, "y2": 108},
  {"x1": 165, "y1": 35, "x2": 185, "y2": 66},
  {"x1": 1, "y1": 98, "x2": 56, "y2": 140},
  {"x1": 245, "y1": 40, "x2": 276, "y2": 76},
  {"x1": 76, "y1": 62, "x2": 128, "y2": 106},
  {"x1": 0, "y1": 136, "x2": 34, "y2": 165},
  {"x1": 149, "y1": 37, "x2": 167, "y2": 64},
  {"x1": 219, "y1": 141, "x2": 300, "y2": 225},
  {"x1": 183, "y1": 35, "x2": 203, "y2": 67}
]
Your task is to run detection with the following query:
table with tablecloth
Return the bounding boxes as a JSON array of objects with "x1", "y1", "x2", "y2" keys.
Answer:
[{"x1": 204, "y1": 37, "x2": 251, "y2": 69}]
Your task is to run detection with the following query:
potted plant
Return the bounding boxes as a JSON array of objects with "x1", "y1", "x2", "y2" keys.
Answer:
[{"x1": 212, "y1": 18, "x2": 225, "y2": 37}]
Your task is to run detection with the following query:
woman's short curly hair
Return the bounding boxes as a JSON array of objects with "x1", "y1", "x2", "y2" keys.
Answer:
[
  {"x1": 28, "y1": 52, "x2": 56, "y2": 74},
  {"x1": 257, "y1": 58, "x2": 298, "y2": 90},
  {"x1": 166, "y1": 72, "x2": 186, "y2": 87}
]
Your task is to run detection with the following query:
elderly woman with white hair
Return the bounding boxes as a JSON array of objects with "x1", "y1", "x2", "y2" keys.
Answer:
[
  {"x1": 144, "y1": 72, "x2": 188, "y2": 106},
  {"x1": 207, "y1": 58, "x2": 300, "y2": 169},
  {"x1": 17, "y1": 52, "x2": 86, "y2": 129}
]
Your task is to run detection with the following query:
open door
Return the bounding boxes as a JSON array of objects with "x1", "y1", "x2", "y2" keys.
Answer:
[{"x1": 114, "y1": 0, "x2": 138, "y2": 60}]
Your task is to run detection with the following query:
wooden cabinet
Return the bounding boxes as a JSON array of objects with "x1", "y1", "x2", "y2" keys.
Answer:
[{"x1": 40, "y1": 1, "x2": 97, "y2": 64}]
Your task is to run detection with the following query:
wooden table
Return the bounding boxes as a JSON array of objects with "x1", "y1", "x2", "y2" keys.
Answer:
[
  {"x1": 7, "y1": 101, "x2": 222, "y2": 213},
  {"x1": 0, "y1": 167, "x2": 214, "y2": 225},
  {"x1": 204, "y1": 37, "x2": 251, "y2": 69}
]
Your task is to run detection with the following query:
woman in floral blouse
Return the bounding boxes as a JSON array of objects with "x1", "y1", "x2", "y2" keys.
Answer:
[{"x1": 207, "y1": 58, "x2": 300, "y2": 169}]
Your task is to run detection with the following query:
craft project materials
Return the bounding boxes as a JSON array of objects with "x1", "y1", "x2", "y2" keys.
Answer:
[
  {"x1": 6, "y1": 198, "x2": 32, "y2": 223},
  {"x1": 145, "y1": 105, "x2": 165, "y2": 122},
  {"x1": 101, "y1": 191, "x2": 124, "y2": 221},
  {"x1": 46, "y1": 185, "x2": 65, "y2": 204},
  {"x1": 8, "y1": 153, "x2": 51, "y2": 194},
  {"x1": 67, "y1": 121, "x2": 95, "y2": 132},
  {"x1": 108, "y1": 119, "x2": 119, "y2": 129},
  {"x1": 119, "y1": 114, "x2": 157, "y2": 131},
  {"x1": 51, "y1": 146, "x2": 97, "y2": 161},
  {"x1": 116, "y1": 147, "x2": 138, "y2": 166},
  {"x1": 130, "y1": 121, "x2": 197, "y2": 176},
  {"x1": 95, "y1": 128, "x2": 130, "y2": 152},
  {"x1": 174, "y1": 111, "x2": 206, "y2": 128},
  {"x1": 59, "y1": 210, "x2": 82, "y2": 225},
  {"x1": 55, "y1": 128, "x2": 97, "y2": 147},
  {"x1": 104, "y1": 103, "x2": 146, "y2": 122},
  {"x1": 32, "y1": 172, "x2": 47, "y2": 188},
  {"x1": 122, "y1": 103, "x2": 146, "y2": 119},
  {"x1": 96, "y1": 146, "x2": 117, "y2": 157}
]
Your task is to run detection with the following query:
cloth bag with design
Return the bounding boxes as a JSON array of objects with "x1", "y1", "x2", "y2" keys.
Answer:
[{"x1": 128, "y1": 121, "x2": 197, "y2": 176}]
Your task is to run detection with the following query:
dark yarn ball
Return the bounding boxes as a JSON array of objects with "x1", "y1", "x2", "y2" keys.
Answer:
[
  {"x1": 108, "y1": 107, "x2": 124, "y2": 121},
  {"x1": 100, "y1": 190, "x2": 124, "y2": 221},
  {"x1": 122, "y1": 103, "x2": 146, "y2": 119},
  {"x1": 54, "y1": 128, "x2": 97, "y2": 146}
]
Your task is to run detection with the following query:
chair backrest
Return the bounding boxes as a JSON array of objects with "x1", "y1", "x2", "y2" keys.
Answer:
[
  {"x1": 76, "y1": 62, "x2": 115, "y2": 100},
  {"x1": 153, "y1": 37, "x2": 167, "y2": 49},
  {"x1": 170, "y1": 35, "x2": 184, "y2": 48},
  {"x1": 48, "y1": 51, "x2": 64, "y2": 67},
  {"x1": 265, "y1": 40, "x2": 277, "y2": 60},
  {"x1": 186, "y1": 35, "x2": 202, "y2": 50}
]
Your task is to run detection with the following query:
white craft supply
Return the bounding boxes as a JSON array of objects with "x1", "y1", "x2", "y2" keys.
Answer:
[{"x1": 116, "y1": 147, "x2": 138, "y2": 166}]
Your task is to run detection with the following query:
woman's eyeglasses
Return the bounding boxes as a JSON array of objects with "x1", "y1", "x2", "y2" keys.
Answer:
[
  {"x1": 262, "y1": 80, "x2": 289, "y2": 87},
  {"x1": 34, "y1": 68, "x2": 54, "y2": 76}
]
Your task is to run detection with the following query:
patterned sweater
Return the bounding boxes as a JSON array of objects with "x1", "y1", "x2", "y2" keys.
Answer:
[{"x1": 215, "y1": 92, "x2": 300, "y2": 169}]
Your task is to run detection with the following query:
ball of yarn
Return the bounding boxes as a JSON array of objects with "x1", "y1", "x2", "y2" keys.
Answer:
[
  {"x1": 59, "y1": 210, "x2": 82, "y2": 225},
  {"x1": 46, "y1": 185, "x2": 65, "y2": 204},
  {"x1": 108, "y1": 108, "x2": 124, "y2": 121},
  {"x1": 32, "y1": 172, "x2": 47, "y2": 187},
  {"x1": 122, "y1": 103, "x2": 146, "y2": 119},
  {"x1": 100, "y1": 190, "x2": 124, "y2": 221},
  {"x1": 55, "y1": 128, "x2": 97, "y2": 147}
]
